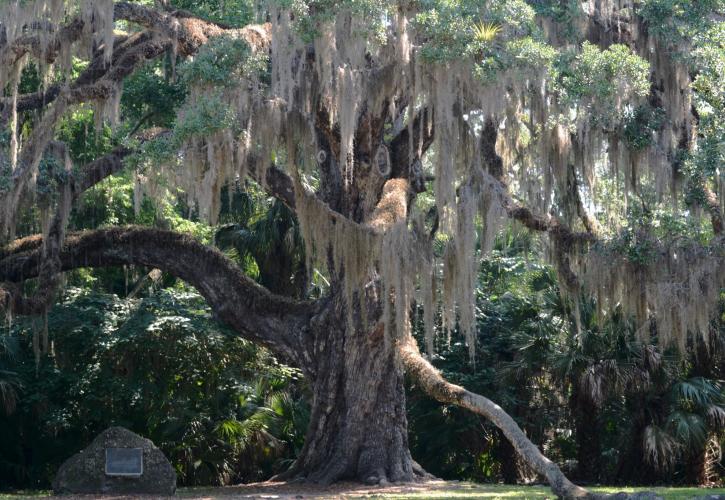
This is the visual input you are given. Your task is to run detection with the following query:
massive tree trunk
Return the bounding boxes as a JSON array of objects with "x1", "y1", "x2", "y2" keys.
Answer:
[{"x1": 281, "y1": 302, "x2": 421, "y2": 484}]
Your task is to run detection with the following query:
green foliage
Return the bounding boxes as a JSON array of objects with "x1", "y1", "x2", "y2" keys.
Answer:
[
  {"x1": 530, "y1": 0, "x2": 583, "y2": 40},
  {"x1": 121, "y1": 62, "x2": 187, "y2": 130},
  {"x1": 271, "y1": 0, "x2": 390, "y2": 43},
  {"x1": 414, "y1": 0, "x2": 538, "y2": 63},
  {"x1": 180, "y1": 35, "x2": 269, "y2": 89},
  {"x1": 599, "y1": 201, "x2": 712, "y2": 267},
  {"x1": 170, "y1": 34, "x2": 270, "y2": 144},
  {"x1": 0, "y1": 288, "x2": 307, "y2": 488},
  {"x1": 690, "y1": 23, "x2": 725, "y2": 183},
  {"x1": 622, "y1": 105, "x2": 666, "y2": 151},
  {"x1": 174, "y1": 93, "x2": 239, "y2": 143},
  {"x1": 170, "y1": 0, "x2": 255, "y2": 27},
  {"x1": 16, "y1": 64, "x2": 41, "y2": 95},
  {"x1": 34, "y1": 155, "x2": 69, "y2": 200},
  {"x1": 556, "y1": 42, "x2": 650, "y2": 120},
  {"x1": 693, "y1": 23, "x2": 725, "y2": 117},
  {"x1": 56, "y1": 108, "x2": 113, "y2": 164},
  {"x1": 639, "y1": 0, "x2": 725, "y2": 45},
  {"x1": 215, "y1": 191, "x2": 307, "y2": 297}
]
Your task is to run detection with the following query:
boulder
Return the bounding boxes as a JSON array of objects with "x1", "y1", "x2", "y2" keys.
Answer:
[{"x1": 52, "y1": 426, "x2": 176, "y2": 496}]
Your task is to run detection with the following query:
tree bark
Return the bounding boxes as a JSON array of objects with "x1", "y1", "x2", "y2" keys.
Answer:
[
  {"x1": 280, "y1": 306, "x2": 425, "y2": 484},
  {"x1": 399, "y1": 336, "x2": 592, "y2": 499}
]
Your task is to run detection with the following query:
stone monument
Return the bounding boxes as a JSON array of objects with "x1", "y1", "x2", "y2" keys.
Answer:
[{"x1": 52, "y1": 426, "x2": 176, "y2": 495}]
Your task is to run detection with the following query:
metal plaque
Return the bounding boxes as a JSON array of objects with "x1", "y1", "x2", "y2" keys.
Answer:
[{"x1": 105, "y1": 448, "x2": 143, "y2": 477}]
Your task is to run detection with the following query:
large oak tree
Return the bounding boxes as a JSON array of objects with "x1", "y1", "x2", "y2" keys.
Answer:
[{"x1": 1, "y1": 1, "x2": 723, "y2": 497}]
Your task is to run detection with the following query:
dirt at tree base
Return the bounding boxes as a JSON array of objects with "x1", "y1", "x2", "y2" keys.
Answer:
[
  {"x1": 6, "y1": 480, "x2": 548, "y2": 499},
  {"x1": 183, "y1": 479, "x2": 491, "y2": 498}
]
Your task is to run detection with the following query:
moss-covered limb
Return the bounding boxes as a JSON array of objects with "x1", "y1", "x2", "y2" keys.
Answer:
[
  {"x1": 399, "y1": 336, "x2": 592, "y2": 500},
  {"x1": 3, "y1": 6, "x2": 269, "y2": 116},
  {"x1": 0, "y1": 16, "x2": 84, "y2": 68},
  {"x1": 500, "y1": 181, "x2": 589, "y2": 295},
  {"x1": 0, "y1": 226, "x2": 317, "y2": 371},
  {"x1": 114, "y1": 2, "x2": 270, "y2": 56},
  {"x1": 491, "y1": 177, "x2": 595, "y2": 246},
  {"x1": 1, "y1": 3, "x2": 269, "y2": 240}
]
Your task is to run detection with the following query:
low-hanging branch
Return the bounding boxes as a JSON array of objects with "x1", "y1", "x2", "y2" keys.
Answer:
[
  {"x1": 399, "y1": 336, "x2": 593, "y2": 499},
  {"x1": 0, "y1": 226, "x2": 316, "y2": 372}
]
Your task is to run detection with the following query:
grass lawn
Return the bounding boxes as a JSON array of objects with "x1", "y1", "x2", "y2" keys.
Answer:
[{"x1": 1, "y1": 482, "x2": 724, "y2": 499}]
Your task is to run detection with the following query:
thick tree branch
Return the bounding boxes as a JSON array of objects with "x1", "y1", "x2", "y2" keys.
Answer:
[
  {"x1": 71, "y1": 146, "x2": 133, "y2": 197},
  {"x1": 1, "y1": 3, "x2": 270, "y2": 240},
  {"x1": 495, "y1": 180, "x2": 592, "y2": 291},
  {"x1": 399, "y1": 336, "x2": 591, "y2": 499},
  {"x1": 0, "y1": 227, "x2": 316, "y2": 371},
  {"x1": 0, "y1": 17, "x2": 85, "y2": 69}
]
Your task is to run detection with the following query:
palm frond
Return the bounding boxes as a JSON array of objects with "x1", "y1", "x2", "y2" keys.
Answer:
[
  {"x1": 672, "y1": 377, "x2": 722, "y2": 409},
  {"x1": 667, "y1": 410, "x2": 707, "y2": 449},
  {"x1": 705, "y1": 404, "x2": 725, "y2": 427},
  {"x1": 642, "y1": 424, "x2": 680, "y2": 470}
]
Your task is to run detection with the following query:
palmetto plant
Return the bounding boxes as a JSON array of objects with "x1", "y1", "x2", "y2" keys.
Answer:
[
  {"x1": 0, "y1": 288, "x2": 308, "y2": 488},
  {"x1": 215, "y1": 195, "x2": 306, "y2": 297},
  {"x1": 642, "y1": 377, "x2": 725, "y2": 471}
]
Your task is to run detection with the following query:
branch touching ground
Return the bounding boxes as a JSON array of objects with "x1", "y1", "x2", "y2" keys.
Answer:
[{"x1": 399, "y1": 336, "x2": 591, "y2": 500}]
